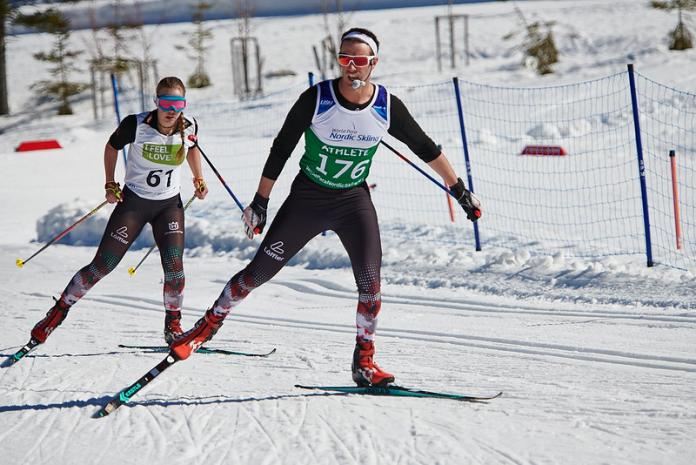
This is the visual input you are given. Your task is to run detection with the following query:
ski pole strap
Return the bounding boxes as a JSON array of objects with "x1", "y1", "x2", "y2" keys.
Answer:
[
  {"x1": 193, "y1": 177, "x2": 206, "y2": 194},
  {"x1": 105, "y1": 181, "x2": 122, "y2": 201}
]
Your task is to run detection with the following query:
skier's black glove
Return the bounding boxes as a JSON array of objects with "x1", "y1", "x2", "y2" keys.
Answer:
[
  {"x1": 242, "y1": 193, "x2": 268, "y2": 239},
  {"x1": 449, "y1": 177, "x2": 482, "y2": 221}
]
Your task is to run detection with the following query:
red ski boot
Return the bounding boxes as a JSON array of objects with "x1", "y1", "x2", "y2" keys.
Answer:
[
  {"x1": 30, "y1": 299, "x2": 71, "y2": 343},
  {"x1": 170, "y1": 310, "x2": 223, "y2": 360},
  {"x1": 351, "y1": 339, "x2": 395, "y2": 387},
  {"x1": 163, "y1": 310, "x2": 183, "y2": 344}
]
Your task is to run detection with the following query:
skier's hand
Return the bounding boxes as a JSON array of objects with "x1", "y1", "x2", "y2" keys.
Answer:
[
  {"x1": 242, "y1": 193, "x2": 268, "y2": 239},
  {"x1": 449, "y1": 177, "x2": 481, "y2": 221},
  {"x1": 105, "y1": 181, "x2": 123, "y2": 203},
  {"x1": 193, "y1": 177, "x2": 208, "y2": 199}
]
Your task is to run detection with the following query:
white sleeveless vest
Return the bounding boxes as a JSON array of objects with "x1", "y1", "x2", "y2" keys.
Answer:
[{"x1": 124, "y1": 112, "x2": 197, "y2": 200}]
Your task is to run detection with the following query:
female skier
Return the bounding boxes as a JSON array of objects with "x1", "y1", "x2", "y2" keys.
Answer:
[
  {"x1": 171, "y1": 29, "x2": 481, "y2": 386},
  {"x1": 23, "y1": 76, "x2": 207, "y2": 353}
]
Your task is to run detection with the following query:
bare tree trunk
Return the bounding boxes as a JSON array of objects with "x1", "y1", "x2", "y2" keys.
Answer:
[{"x1": 0, "y1": 12, "x2": 9, "y2": 115}]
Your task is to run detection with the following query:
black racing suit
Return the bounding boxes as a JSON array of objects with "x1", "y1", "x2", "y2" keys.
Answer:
[
  {"x1": 55, "y1": 112, "x2": 195, "y2": 316},
  {"x1": 210, "y1": 79, "x2": 440, "y2": 343}
]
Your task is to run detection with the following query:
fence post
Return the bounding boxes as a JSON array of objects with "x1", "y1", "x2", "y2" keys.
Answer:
[
  {"x1": 435, "y1": 17, "x2": 442, "y2": 72},
  {"x1": 110, "y1": 73, "x2": 127, "y2": 167},
  {"x1": 669, "y1": 149, "x2": 682, "y2": 250},
  {"x1": 308, "y1": 71, "x2": 315, "y2": 88},
  {"x1": 626, "y1": 64, "x2": 653, "y2": 267},
  {"x1": 452, "y1": 76, "x2": 481, "y2": 251}
]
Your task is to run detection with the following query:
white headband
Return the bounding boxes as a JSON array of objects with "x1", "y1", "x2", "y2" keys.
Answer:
[{"x1": 341, "y1": 32, "x2": 379, "y2": 55}]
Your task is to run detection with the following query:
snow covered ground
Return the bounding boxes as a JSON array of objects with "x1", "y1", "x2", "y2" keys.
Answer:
[{"x1": 1, "y1": 1, "x2": 695, "y2": 464}]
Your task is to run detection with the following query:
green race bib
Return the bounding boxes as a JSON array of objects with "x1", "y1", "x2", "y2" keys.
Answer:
[{"x1": 300, "y1": 129, "x2": 378, "y2": 189}]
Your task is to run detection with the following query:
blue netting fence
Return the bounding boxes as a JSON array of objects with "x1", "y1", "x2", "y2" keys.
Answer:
[
  {"x1": 633, "y1": 72, "x2": 696, "y2": 270},
  {"x1": 112, "y1": 68, "x2": 694, "y2": 269}
]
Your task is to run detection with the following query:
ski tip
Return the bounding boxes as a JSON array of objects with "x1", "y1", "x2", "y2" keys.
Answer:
[
  {"x1": 1, "y1": 357, "x2": 16, "y2": 368},
  {"x1": 93, "y1": 400, "x2": 120, "y2": 419},
  {"x1": 127, "y1": 267, "x2": 136, "y2": 276},
  {"x1": 16, "y1": 258, "x2": 24, "y2": 268}
]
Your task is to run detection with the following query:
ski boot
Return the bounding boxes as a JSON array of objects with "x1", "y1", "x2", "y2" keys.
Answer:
[
  {"x1": 31, "y1": 298, "x2": 71, "y2": 343},
  {"x1": 2, "y1": 299, "x2": 71, "y2": 368},
  {"x1": 170, "y1": 310, "x2": 224, "y2": 360},
  {"x1": 351, "y1": 339, "x2": 395, "y2": 387},
  {"x1": 163, "y1": 310, "x2": 184, "y2": 344}
]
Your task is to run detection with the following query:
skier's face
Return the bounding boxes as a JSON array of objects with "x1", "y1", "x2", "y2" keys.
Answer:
[
  {"x1": 156, "y1": 86, "x2": 185, "y2": 127},
  {"x1": 338, "y1": 40, "x2": 378, "y2": 85}
]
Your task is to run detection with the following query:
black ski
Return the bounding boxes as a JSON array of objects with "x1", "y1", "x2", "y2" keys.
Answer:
[
  {"x1": 1, "y1": 339, "x2": 41, "y2": 368},
  {"x1": 118, "y1": 344, "x2": 276, "y2": 357},
  {"x1": 295, "y1": 384, "x2": 502, "y2": 402},
  {"x1": 94, "y1": 352, "x2": 179, "y2": 418}
]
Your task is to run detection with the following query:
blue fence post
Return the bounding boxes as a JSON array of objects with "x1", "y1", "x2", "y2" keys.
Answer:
[
  {"x1": 110, "y1": 73, "x2": 128, "y2": 167},
  {"x1": 452, "y1": 77, "x2": 481, "y2": 251},
  {"x1": 626, "y1": 64, "x2": 654, "y2": 267}
]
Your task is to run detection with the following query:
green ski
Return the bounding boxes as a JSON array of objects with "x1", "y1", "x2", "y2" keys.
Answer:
[{"x1": 295, "y1": 384, "x2": 502, "y2": 402}]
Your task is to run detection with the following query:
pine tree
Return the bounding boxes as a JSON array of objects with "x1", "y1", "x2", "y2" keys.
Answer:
[
  {"x1": 652, "y1": 1, "x2": 696, "y2": 50},
  {"x1": 181, "y1": 1, "x2": 213, "y2": 88},
  {"x1": 506, "y1": 3, "x2": 559, "y2": 75},
  {"x1": 15, "y1": 8, "x2": 86, "y2": 115}
]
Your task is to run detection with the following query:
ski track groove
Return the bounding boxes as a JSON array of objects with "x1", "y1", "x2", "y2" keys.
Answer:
[
  {"x1": 29, "y1": 290, "x2": 695, "y2": 374},
  {"x1": 268, "y1": 279, "x2": 696, "y2": 325},
  {"x1": 28, "y1": 282, "x2": 696, "y2": 327},
  {"x1": 479, "y1": 441, "x2": 526, "y2": 465},
  {"x1": 143, "y1": 402, "x2": 169, "y2": 462},
  {"x1": 317, "y1": 408, "x2": 359, "y2": 465},
  {"x1": 45, "y1": 290, "x2": 696, "y2": 373},
  {"x1": 241, "y1": 403, "x2": 283, "y2": 465},
  {"x1": 225, "y1": 315, "x2": 696, "y2": 373},
  {"x1": 21, "y1": 406, "x2": 60, "y2": 463},
  {"x1": 57, "y1": 407, "x2": 82, "y2": 461},
  {"x1": 405, "y1": 408, "x2": 427, "y2": 465},
  {"x1": 199, "y1": 407, "x2": 226, "y2": 465},
  {"x1": 290, "y1": 399, "x2": 322, "y2": 465},
  {"x1": 92, "y1": 414, "x2": 116, "y2": 465},
  {"x1": 365, "y1": 417, "x2": 384, "y2": 465},
  {"x1": 215, "y1": 402, "x2": 243, "y2": 465}
]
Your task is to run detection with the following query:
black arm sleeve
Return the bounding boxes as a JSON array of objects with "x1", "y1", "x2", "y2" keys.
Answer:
[
  {"x1": 107, "y1": 114, "x2": 137, "y2": 150},
  {"x1": 387, "y1": 95, "x2": 441, "y2": 163},
  {"x1": 262, "y1": 86, "x2": 317, "y2": 180}
]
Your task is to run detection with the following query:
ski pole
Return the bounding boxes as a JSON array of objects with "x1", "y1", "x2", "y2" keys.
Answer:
[
  {"x1": 379, "y1": 140, "x2": 481, "y2": 218},
  {"x1": 187, "y1": 134, "x2": 245, "y2": 212},
  {"x1": 16, "y1": 200, "x2": 109, "y2": 268},
  {"x1": 128, "y1": 194, "x2": 196, "y2": 276}
]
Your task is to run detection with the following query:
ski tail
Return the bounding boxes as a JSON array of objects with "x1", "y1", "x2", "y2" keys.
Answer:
[{"x1": 1, "y1": 339, "x2": 41, "y2": 368}]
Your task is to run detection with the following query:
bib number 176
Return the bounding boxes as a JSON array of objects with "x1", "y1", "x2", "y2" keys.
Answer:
[{"x1": 316, "y1": 154, "x2": 369, "y2": 180}]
